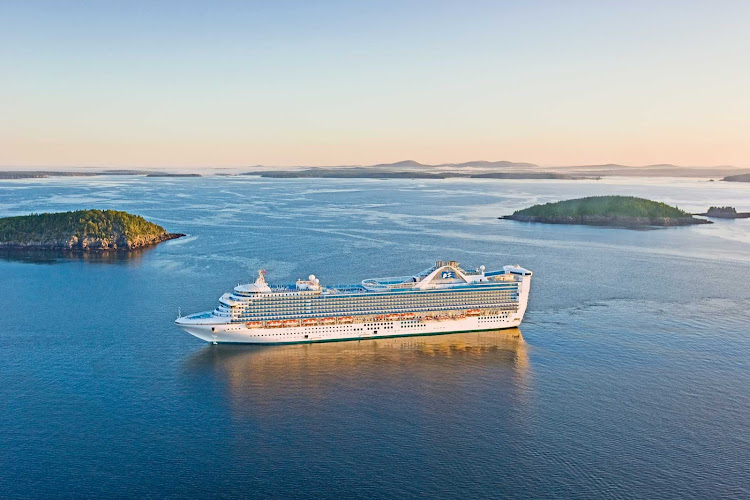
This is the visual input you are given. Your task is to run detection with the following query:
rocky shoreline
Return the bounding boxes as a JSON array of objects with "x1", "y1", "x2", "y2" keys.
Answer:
[
  {"x1": 500, "y1": 214, "x2": 711, "y2": 227},
  {"x1": 0, "y1": 232, "x2": 185, "y2": 252}
]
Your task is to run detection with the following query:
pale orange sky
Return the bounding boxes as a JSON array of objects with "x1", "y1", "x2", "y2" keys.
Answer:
[{"x1": 2, "y1": 1, "x2": 749, "y2": 169}]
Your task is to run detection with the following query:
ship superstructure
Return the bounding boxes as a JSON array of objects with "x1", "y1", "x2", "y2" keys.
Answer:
[{"x1": 176, "y1": 260, "x2": 532, "y2": 344}]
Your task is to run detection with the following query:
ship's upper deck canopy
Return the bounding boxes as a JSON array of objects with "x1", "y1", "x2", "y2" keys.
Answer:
[
  {"x1": 231, "y1": 261, "x2": 531, "y2": 296},
  {"x1": 361, "y1": 260, "x2": 522, "y2": 291}
]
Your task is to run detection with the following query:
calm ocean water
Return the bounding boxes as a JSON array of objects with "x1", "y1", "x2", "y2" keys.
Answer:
[{"x1": 1, "y1": 176, "x2": 749, "y2": 499}]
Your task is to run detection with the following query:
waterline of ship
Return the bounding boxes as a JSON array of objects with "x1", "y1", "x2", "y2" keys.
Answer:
[{"x1": 175, "y1": 260, "x2": 532, "y2": 344}]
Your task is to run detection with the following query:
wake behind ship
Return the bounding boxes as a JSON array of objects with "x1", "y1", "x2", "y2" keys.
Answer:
[{"x1": 176, "y1": 260, "x2": 532, "y2": 344}]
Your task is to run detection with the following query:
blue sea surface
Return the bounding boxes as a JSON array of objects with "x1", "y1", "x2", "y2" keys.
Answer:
[{"x1": 1, "y1": 176, "x2": 749, "y2": 498}]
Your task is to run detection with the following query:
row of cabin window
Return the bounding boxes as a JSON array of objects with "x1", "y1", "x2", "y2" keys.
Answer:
[
  {"x1": 235, "y1": 304, "x2": 518, "y2": 318},
  {"x1": 247, "y1": 290, "x2": 516, "y2": 307},
  {"x1": 236, "y1": 297, "x2": 518, "y2": 313}
]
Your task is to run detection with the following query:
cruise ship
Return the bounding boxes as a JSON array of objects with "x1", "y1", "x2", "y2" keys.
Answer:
[{"x1": 175, "y1": 260, "x2": 532, "y2": 344}]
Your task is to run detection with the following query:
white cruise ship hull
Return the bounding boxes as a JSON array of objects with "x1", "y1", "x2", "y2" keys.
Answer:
[
  {"x1": 176, "y1": 260, "x2": 532, "y2": 345},
  {"x1": 178, "y1": 314, "x2": 524, "y2": 344}
]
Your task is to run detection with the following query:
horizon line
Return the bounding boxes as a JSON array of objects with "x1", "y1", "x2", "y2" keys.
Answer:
[{"x1": 0, "y1": 160, "x2": 747, "y2": 171}]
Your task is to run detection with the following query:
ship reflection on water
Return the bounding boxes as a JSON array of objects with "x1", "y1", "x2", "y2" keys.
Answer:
[{"x1": 183, "y1": 329, "x2": 531, "y2": 418}]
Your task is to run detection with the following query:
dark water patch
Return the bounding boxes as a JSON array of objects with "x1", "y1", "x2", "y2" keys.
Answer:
[{"x1": 0, "y1": 247, "x2": 156, "y2": 265}]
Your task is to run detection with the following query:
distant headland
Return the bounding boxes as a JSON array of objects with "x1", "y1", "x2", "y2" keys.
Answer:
[
  {"x1": 145, "y1": 173, "x2": 201, "y2": 178},
  {"x1": 0, "y1": 170, "x2": 201, "y2": 179},
  {"x1": 1, "y1": 160, "x2": 746, "y2": 180},
  {"x1": 0, "y1": 210, "x2": 184, "y2": 251},
  {"x1": 242, "y1": 167, "x2": 594, "y2": 180},
  {"x1": 501, "y1": 196, "x2": 712, "y2": 227},
  {"x1": 722, "y1": 173, "x2": 750, "y2": 183}
]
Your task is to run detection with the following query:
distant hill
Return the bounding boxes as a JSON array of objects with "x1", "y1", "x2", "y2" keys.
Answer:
[
  {"x1": 2, "y1": 161, "x2": 744, "y2": 179},
  {"x1": 244, "y1": 160, "x2": 741, "y2": 177},
  {"x1": 0, "y1": 210, "x2": 184, "y2": 251},
  {"x1": 443, "y1": 160, "x2": 540, "y2": 169},
  {"x1": 370, "y1": 160, "x2": 428, "y2": 169},
  {"x1": 502, "y1": 196, "x2": 710, "y2": 227},
  {"x1": 244, "y1": 168, "x2": 447, "y2": 179},
  {"x1": 243, "y1": 168, "x2": 596, "y2": 180}
]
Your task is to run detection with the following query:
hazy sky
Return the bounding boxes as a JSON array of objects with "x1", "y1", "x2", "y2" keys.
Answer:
[{"x1": 2, "y1": 1, "x2": 749, "y2": 168}]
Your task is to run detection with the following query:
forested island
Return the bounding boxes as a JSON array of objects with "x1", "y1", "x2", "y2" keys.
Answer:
[
  {"x1": 501, "y1": 196, "x2": 711, "y2": 227},
  {"x1": 0, "y1": 171, "x2": 99, "y2": 179},
  {"x1": 245, "y1": 168, "x2": 446, "y2": 179},
  {"x1": 470, "y1": 172, "x2": 593, "y2": 180},
  {"x1": 0, "y1": 170, "x2": 201, "y2": 179},
  {"x1": 0, "y1": 210, "x2": 184, "y2": 251},
  {"x1": 145, "y1": 173, "x2": 201, "y2": 177},
  {"x1": 696, "y1": 206, "x2": 750, "y2": 218}
]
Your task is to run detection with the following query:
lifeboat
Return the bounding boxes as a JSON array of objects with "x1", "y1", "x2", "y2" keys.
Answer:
[
  {"x1": 338, "y1": 316, "x2": 354, "y2": 323},
  {"x1": 283, "y1": 319, "x2": 299, "y2": 327},
  {"x1": 302, "y1": 318, "x2": 318, "y2": 326},
  {"x1": 466, "y1": 309, "x2": 481, "y2": 316},
  {"x1": 266, "y1": 320, "x2": 283, "y2": 328},
  {"x1": 435, "y1": 315, "x2": 449, "y2": 321},
  {"x1": 453, "y1": 314, "x2": 466, "y2": 320},
  {"x1": 245, "y1": 321, "x2": 263, "y2": 328},
  {"x1": 320, "y1": 317, "x2": 336, "y2": 324},
  {"x1": 374, "y1": 315, "x2": 384, "y2": 321},
  {"x1": 400, "y1": 313, "x2": 416, "y2": 319},
  {"x1": 385, "y1": 314, "x2": 400, "y2": 321}
]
